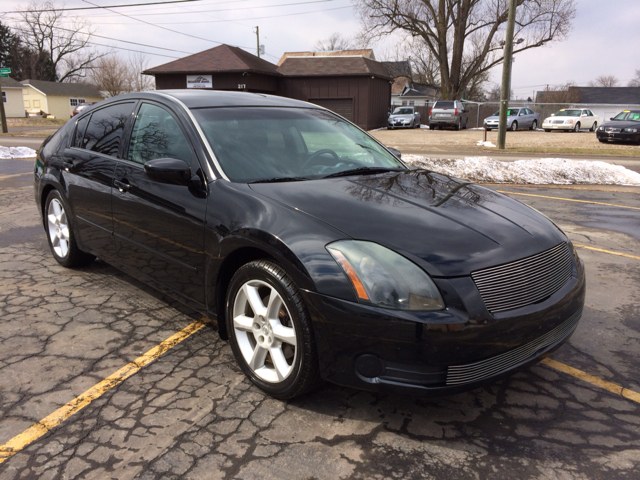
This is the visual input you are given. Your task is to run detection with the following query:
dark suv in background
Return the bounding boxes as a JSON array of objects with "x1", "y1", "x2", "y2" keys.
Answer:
[{"x1": 429, "y1": 100, "x2": 469, "y2": 130}]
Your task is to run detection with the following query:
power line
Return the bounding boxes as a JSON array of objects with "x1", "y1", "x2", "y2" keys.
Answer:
[
  {"x1": 79, "y1": 0, "x2": 254, "y2": 49},
  {"x1": 2, "y1": 0, "x2": 206, "y2": 14}
]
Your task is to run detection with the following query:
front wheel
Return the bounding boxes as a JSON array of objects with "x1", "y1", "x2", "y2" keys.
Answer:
[
  {"x1": 530, "y1": 120, "x2": 538, "y2": 131},
  {"x1": 510, "y1": 121, "x2": 518, "y2": 131},
  {"x1": 573, "y1": 122, "x2": 581, "y2": 132},
  {"x1": 590, "y1": 122, "x2": 598, "y2": 132},
  {"x1": 44, "y1": 190, "x2": 95, "y2": 268},
  {"x1": 226, "y1": 260, "x2": 320, "y2": 399}
]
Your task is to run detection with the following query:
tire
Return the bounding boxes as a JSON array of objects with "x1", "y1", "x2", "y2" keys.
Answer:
[
  {"x1": 454, "y1": 122, "x2": 460, "y2": 131},
  {"x1": 544, "y1": 129, "x2": 551, "y2": 132},
  {"x1": 573, "y1": 122, "x2": 581, "y2": 132},
  {"x1": 590, "y1": 122, "x2": 597, "y2": 132},
  {"x1": 415, "y1": 122, "x2": 420, "y2": 129},
  {"x1": 530, "y1": 120, "x2": 538, "y2": 131},
  {"x1": 226, "y1": 259, "x2": 320, "y2": 399},
  {"x1": 44, "y1": 190, "x2": 95, "y2": 268},
  {"x1": 598, "y1": 139, "x2": 607, "y2": 143},
  {"x1": 387, "y1": 127, "x2": 391, "y2": 130},
  {"x1": 510, "y1": 121, "x2": 518, "y2": 131},
  {"x1": 486, "y1": 128, "x2": 492, "y2": 131}
]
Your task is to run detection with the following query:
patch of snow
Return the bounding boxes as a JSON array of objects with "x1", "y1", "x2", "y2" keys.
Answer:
[
  {"x1": 402, "y1": 155, "x2": 640, "y2": 185},
  {"x1": 369, "y1": 127, "x2": 386, "y2": 132},
  {"x1": 419, "y1": 124, "x2": 430, "y2": 129},
  {"x1": 477, "y1": 140, "x2": 496, "y2": 147},
  {"x1": 0, "y1": 146, "x2": 37, "y2": 159}
]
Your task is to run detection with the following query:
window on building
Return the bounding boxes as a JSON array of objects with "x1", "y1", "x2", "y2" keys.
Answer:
[
  {"x1": 409, "y1": 101, "x2": 415, "y2": 106},
  {"x1": 24, "y1": 100, "x2": 30, "y2": 108},
  {"x1": 69, "y1": 98, "x2": 86, "y2": 107},
  {"x1": 401, "y1": 101, "x2": 407, "y2": 106},
  {"x1": 33, "y1": 100, "x2": 40, "y2": 108},
  {"x1": 2, "y1": 91, "x2": 6, "y2": 103}
]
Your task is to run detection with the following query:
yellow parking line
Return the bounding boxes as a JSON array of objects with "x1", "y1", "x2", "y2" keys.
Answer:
[
  {"x1": 574, "y1": 244, "x2": 640, "y2": 261},
  {"x1": 542, "y1": 358, "x2": 640, "y2": 404},
  {"x1": 497, "y1": 190, "x2": 640, "y2": 211},
  {"x1": 0, "y1": 317, "x2": 211, "y2": 465}
]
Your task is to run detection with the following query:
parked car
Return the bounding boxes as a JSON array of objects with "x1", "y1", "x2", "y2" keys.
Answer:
[
  {"x1": 35, "y1": 90, "x2": 585, "y2": 399},
  {"x1": 72, "y1": 102, "x2": 97, "y2": 117},
  {"x1": 596, "y1": 110, "x2": 640, "y2": 144},
  {"x1": 429, "y1": 100, "x2": 469, "y2": 130},
  {"x1": 387, "y1": 106, "x2": 420, "y2": 129},
  {"x1": 542, "y1": 109, "x2": 599, "y2": 132},
  {"x1": 484, "y1": 107, "x2": 540, "y2": 131}
]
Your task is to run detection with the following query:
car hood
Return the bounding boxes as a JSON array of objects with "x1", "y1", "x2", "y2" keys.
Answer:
[
  {"x1": 545, "y1": 116, "x2": 577, "y2": 121},
  {"x1": 484, "y1": 115, "x2": 515, "y2": 122},
  {"x1": 599, "y1": 120, "x2": 640, "y2": 129},
  {"x1": 389, "y1": 114, "x2": 413, "y2": 120},
  {"x1": 249, "y1": 170, "x2": 566, "y2": 277}
]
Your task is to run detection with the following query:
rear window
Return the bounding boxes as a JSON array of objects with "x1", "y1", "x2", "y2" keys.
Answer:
[
  {"x1": 40, "y1": 120, "x2": 74, "y2": 158},
  {"x1": 434, "y1": 101, "x2": 454, "y2": 108},
  {"x1": 82, "y1": 102, "x2": 135, "y2": 157}
]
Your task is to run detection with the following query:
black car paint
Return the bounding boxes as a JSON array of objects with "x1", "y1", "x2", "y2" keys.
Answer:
[
  {"x1": 34, "y1": 90, "x2": 585, "y2": 396},
  {"x1": 596, "y1": 117, "x2": 640, "y2": 144}
]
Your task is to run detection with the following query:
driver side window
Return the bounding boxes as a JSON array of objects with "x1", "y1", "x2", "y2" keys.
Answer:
[{"x1": 127, "y1": 103, "x2": 192, "y2": 165}]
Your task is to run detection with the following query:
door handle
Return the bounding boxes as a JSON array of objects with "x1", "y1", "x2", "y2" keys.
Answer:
[{"x1": 114, "y1": 180, "x2": 131, "y2": 193}]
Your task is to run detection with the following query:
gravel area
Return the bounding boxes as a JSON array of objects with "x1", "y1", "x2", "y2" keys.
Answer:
[{"x1": 370, "y1": 128, "x2": 640, "y2": 152}]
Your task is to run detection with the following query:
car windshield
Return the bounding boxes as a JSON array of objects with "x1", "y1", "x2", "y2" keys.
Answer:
[
  {"x1": 392, "y1": 108, "x2": 413, "y2": 115},
  {"x1": 191, "y1": 107, "x2": 405, "y2": 183},
  {"x1": 491, "y1": 109, "x2": 520, "y2": 116},
  {"x1": 613, "y1": 111, "x2": 640, "y2": 121},
  {"x1": 554, "y1": 109, "x2": 581, "y2": 117}
]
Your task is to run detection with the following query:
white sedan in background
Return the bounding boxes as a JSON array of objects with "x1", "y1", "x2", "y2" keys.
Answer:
[{"x1": 542, "y1": 108, "x2": 599, "y2": 132}]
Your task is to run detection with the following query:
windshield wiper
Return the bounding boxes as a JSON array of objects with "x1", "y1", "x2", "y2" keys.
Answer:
[
  {"x1": 249, "y1": 176, "x2": 310, "y2": 184},
  {"x1": 322, "y1": 167, "x2": 405, "y2": 179}
]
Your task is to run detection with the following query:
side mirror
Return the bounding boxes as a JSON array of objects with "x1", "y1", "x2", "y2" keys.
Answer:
[
  {"x1": 551, "y1": 113, "x2": 555, "y2": 116},
  {"x1": 387, "y1": 147, "x2": 402, "y2": 159},
  {"x1": 144, "y1": 158, "x2": 193, "y2": 185}
]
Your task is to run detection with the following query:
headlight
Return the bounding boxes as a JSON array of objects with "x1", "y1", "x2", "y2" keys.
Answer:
[
  {"x1": 565, "y1": 120, "x2": 573, "y2": 124},
  {"x1": 624, "y1": 128, "x2": 638, "y2": 133},
  {"x1": 326, "y1": 241, "x2": 445, "y2": 311},
  {"x1": 598, "y1": 126, "x2": 604, "y2": 131}
]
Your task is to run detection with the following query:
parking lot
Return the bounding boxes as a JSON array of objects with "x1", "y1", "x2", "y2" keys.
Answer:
[{"x1": 0, "y1": 155, "x2": 639, "y2": 479}]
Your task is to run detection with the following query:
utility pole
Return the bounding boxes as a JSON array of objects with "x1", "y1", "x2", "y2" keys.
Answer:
[
  {"x1": 0, "y1": 85, "x2": 7, "y2": 134},
  {"x1": 255, "y1": 26, "x2": 260, "y2": 58},
  {"x1": 497, "y1": 0, "x2": 518, "y2": 150}
]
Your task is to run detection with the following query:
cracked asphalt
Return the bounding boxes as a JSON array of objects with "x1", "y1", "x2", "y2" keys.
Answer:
[{"x1": 0, "y1": 157, "x2": 639, "y2": 479}]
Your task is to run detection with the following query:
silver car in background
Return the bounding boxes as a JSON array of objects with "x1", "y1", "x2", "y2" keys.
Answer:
[
  {"x1": 387, "y1": 106, "x2": 421, "y2": 129},
  {"x1": 484, "y1": 107, "x2": 540, "y2": 131},
  {"x1": 429, "y1": 100, "x2": 469, "y2": 130}
]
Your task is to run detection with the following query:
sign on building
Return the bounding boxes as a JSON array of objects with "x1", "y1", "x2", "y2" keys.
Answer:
[{"x1": 186, "y1": 75, "x2": 213, "y2": 89}]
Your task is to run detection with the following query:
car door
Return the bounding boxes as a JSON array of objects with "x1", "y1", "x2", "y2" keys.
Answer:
[
  {"x1": 581, "y1": 110, "x2": 594, "y2": 129},
  {"x1": 60, "y1": 101, "x2": 137, "y2": 259},
  {"x1": 111, "y1": 101, "x2": 208, "y2": 305}
]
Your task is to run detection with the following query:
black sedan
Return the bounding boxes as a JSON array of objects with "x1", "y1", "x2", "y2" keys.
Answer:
[
  {"x1": 34, "y1": 91, "x2": 585, "y2": 399},
  {"x1": 596, "y1": 110, "x2": 640, "y2": 144}
]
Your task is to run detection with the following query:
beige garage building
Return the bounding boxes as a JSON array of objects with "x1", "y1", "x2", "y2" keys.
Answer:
[
  {"x1": 1, "y1": 77, "x2": 27, "y2": 118},
  {"x1": 22, "y1": 79, "x2": 103, "y2": 119}
]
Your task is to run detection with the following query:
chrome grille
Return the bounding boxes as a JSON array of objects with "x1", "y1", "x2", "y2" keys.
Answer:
[
  {"x1": 552, "y1": 120, "x2": 565, "y2": 124},
  {"x1": 472, "y1": 243, "x2": 573, "y2": 313},
  {"x1": 446, "y1": 308, "x2": 582, "y2": 386}
]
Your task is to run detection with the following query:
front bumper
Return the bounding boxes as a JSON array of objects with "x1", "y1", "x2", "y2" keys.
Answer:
[
  {"x1": 596, "y1": 131, "x2": 640, "y2": 143},
  {"x1": 388, "y1": 121, "x2": 413, "y2": 128},
  {"x1": 542, "y1": 122, "x2": 574, "y2": 130},
  {"x1": 302, "y1": 257, "x2": 585, "y2": 396}
]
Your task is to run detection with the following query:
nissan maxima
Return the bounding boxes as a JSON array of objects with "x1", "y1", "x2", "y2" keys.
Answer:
[{"x1": 34, "y1": 91, "x2": 585, "y2": 399}]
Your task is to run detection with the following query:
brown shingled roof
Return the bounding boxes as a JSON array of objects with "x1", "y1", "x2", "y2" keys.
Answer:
[
  {"x1": 144, "y1": 44, "x2": 281, "y2": 76},
  {"x1": 277, "y1": 49, "x2": 376, "y2": 66},
  {"x1": 277, "y1": 56, "x2": 392, "y2": 79}
]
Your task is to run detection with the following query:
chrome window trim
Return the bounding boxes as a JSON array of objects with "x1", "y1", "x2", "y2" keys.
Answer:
[{"x1": 153, "y1": 92, "x2": 227, "y2": 181}]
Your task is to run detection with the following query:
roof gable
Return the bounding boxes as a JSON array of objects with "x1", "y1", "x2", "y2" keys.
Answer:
[
  {"x1": 0, "y1": 77, "x2": 26, "y2": 89},
  {"x1": 144, "y1": 44, "x2": 280, "y2": 76},
  {"x1": 22, "y1": 79, "x2": 103, "y2": 98}
]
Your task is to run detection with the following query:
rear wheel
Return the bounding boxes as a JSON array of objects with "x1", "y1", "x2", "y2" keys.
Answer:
[
  {"x1": 590, "y1": 122, "x2": 598, "y2": 132},
  {"x1": 226, "y1": 260, "x2": 320, "y2": 399},
  {"x1": 454, "y1": 122, "x2": 460, "y2": 131},
  {"x1": 44, "y1": 190, "x2": 95, "y2": 268}
]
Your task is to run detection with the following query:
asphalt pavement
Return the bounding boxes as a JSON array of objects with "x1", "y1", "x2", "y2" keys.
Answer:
[{"x1": 0, "y1": 149, "x2": 639, "y2": 479}]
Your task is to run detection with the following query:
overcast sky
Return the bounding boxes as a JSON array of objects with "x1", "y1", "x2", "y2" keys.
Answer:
[{"x1": 1, "y1": 0, "x2": 639, "y2": 97}]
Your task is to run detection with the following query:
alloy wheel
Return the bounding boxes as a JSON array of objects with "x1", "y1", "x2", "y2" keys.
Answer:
[
  {"x1": 47, "y1": 198, "x2": 70, "y2": 258},
  {"x1": 232, "y1": 279, "x2": 297, "y2": 383}
]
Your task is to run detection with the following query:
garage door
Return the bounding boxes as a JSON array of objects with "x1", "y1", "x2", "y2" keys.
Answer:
[{"x1": 309, "y1": 98, "x2": 353, "y2": 121}]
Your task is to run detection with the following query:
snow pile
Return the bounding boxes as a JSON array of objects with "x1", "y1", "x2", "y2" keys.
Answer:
[
  {"x1": 402, "y1": 155, "x2": 640, "y2": 185},
  {"x1": 0, "y1": 146, "x2": 37, "y2": 159},
  {"x1": 477, "y1": 140, "x2": 496, "y2": 147}
]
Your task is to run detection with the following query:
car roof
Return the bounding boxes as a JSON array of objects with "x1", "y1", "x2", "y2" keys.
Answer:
[{"x1": 144, "y1": 90, "x2": 322, "y2": 109}]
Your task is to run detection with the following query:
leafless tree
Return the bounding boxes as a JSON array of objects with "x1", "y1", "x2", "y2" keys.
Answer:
[
  {"x1": 87, "y1": 53, "x2": 154, "y2": 97},
  {"x1": 17, "y1": 0, "x2": 103, "y2": 82},
  {"x1": 355, "y1": 0, "x2": 577, "y2": 100},
  {"x1": 628, "y1": 69, "x2": 640, "y2": 87},
  {"x1": 589, "y1": 75, "x2": 619, "y2": 88},
  {"x1": 314, "y1": 32, "x2": 354, "y2": 51}
]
